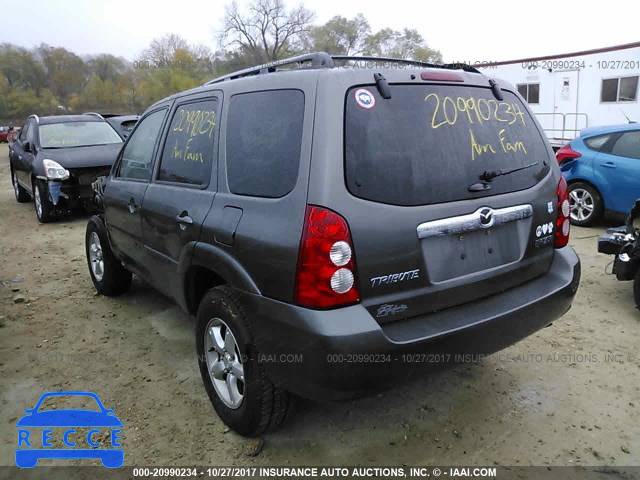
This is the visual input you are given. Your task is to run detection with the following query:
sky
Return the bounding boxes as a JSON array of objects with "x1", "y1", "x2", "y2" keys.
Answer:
[{"x1": 0, "y1": 0, "x2": 639, "y2": 63}]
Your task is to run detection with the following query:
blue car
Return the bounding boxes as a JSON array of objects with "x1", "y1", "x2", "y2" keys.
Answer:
[
  {"x1": 557, "y1": 124, "x2": 640, "y2": 226},
  {"x1": 15, "y1": 391, "x2": 123, "y2": 468}
]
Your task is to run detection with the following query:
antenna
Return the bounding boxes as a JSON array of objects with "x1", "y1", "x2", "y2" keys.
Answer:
[{"x1": 620, "y1": 109, "x2": 637, "y2": 124}]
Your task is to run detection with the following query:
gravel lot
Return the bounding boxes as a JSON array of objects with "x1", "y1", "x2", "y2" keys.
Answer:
[{"x1": 0, "y1": 143, "x2": 638, "y2": 468}]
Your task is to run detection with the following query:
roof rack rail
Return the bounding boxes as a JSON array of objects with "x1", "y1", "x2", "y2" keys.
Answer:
[
  {"x1": 28, "y1": 114, "x2": 40, "y2": 123},
  {"x1": 83, "y1": 112, "x2": 105, "y2": 119},
  {"x1": 204, "y1": 52, "x2": 481, "y2": 85},
  {"x1": 205, "y1": 52, "x2": 335, "y2": 85}
]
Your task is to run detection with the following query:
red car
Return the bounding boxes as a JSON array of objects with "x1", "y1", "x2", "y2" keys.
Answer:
[{"x1": 0, "y1": 126, "x2": 9, "y2": 143}]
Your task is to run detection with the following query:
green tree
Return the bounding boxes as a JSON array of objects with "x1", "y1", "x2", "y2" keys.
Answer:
[
  {"x1": 37, "y1": 44, "x2": 89, "y2": 105},
  {"x1": 0, "y1": 44, "x2": 46, "y2": 94},
  {"x1": 363, "y1": 28, "x2": 442, "y2": 62},
  {"x1": 307, "y1": 14, "x2": 370, "y2": 55},
  {"x1": 87, "y1": 54, "x2": 126, "y2": 82}
]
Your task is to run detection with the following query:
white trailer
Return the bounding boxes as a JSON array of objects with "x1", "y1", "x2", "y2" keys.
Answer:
[{"x1": 478, "y1": 42, "x2": 640, "y2": 149}]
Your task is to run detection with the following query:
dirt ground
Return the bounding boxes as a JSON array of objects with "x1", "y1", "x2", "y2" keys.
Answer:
[{"x1": 0, "y1": 142, "x2": 638, "y2": 468}]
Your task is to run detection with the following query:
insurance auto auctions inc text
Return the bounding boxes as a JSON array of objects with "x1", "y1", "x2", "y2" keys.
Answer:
[{"x1": 245, "y1": 466, "x2": 497, "y2": 478}]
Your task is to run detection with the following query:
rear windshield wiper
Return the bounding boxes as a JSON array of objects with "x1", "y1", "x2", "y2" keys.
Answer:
[{"x1": 480, "y1": 162, "x2": 539, "y2": 182}]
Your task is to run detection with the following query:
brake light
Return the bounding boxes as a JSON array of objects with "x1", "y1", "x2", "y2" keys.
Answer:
[
  {"x1": 420, "y1": 72, "x2": 464, "y2": 82},
  {"x1": 295, "y1": 206, "x2": 360, "y2": 308},
  {"x1": 555, "y1": 177, "x2": 570, "y2": 248},
  {"x1": 556, "y1": 144, "x2": 581, "y2": 165}
]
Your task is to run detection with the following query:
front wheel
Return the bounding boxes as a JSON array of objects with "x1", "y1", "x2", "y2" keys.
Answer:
[
  {"x1": 85, "y1": 216, "x2": 132, "y2": 296},
  {"x1": 33, "y1": 179, "x2": 55, "y2": 223},
  {"x1": 568, "y1": 182, "x2": 603, "y2": 227},
  {"x1": 196, "y1": 287, "x2": 291, "y2": 436}
]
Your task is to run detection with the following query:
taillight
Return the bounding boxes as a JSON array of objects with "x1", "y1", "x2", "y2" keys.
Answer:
[
  {"x1": 295, "y1": 206, "x2": 360, "y2": 308},
  {"x1": 555, "y1": 177, "x2": 570, "y2": 248},
  {"x1": 556, "y1": 144, "x2": 581, "y2": 165}
]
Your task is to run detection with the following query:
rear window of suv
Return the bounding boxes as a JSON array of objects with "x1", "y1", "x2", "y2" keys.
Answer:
[{"x1": 344, "y1": 84, "x2": 550, "y2": 206}]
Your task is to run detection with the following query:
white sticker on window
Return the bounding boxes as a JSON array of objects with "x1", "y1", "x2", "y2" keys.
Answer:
[{"x1": 354, "y1": 88, "x2": 376, "y2": 109}]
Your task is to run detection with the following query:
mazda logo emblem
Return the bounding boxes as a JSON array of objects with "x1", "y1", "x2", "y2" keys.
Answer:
[{"x1": 479, "y1": 207, "x2": 494, "y2": 228}]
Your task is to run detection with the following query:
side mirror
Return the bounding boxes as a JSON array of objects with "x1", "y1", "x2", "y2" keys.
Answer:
[{"x1": 22, "y1": 141, "x2": 31, "y2": 153}]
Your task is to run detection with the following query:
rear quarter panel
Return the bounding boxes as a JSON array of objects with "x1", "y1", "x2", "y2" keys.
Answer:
[
  {"x1": 561, "y1": 138, "x2": 597, "y2": 186},
  {"x1": 199, "y1": 72, "x2": 319, "y2": 302}
]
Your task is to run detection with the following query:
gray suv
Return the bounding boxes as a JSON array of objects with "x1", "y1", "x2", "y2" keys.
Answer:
[{"x1": 85, "y1": 53, "x2": 581, "y2": 436}]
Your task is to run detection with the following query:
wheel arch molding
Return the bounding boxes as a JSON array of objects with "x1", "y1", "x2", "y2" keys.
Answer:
[{"x1": 180, "y1": 242, "x2": 261, "y2": 314}]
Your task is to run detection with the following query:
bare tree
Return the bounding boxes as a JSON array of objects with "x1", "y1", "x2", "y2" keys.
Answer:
[
  {"x1": 219, "y1": 0, "x2": 315, "y2": 64},
  {"x1": 140, "y1": 34, "x2": 190, "y2": 67}
]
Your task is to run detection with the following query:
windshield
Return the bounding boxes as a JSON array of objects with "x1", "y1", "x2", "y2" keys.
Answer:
[
  {"x1": 39, "y1": 121, "x2": 123, "y2": 148},
  {"x1": 344, "y1": 84, "x2": 550, "y2": 206}
]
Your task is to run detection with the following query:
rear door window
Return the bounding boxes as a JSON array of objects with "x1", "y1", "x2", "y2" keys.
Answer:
[
  {"x1": 158, "y1": 98, "x2": 218, "y2": 186},
  {"x1": 345, "y1": 84, "x2": 550, "y2": 206},
  {"x1": 610, "y1": 131, "x2": 640, "y2": 160},
  {"x1": 226, "y1": 89, "x2": 304, "y2": 198}
]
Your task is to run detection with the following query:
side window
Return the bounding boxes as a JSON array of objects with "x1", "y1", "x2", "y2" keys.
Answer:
[
  {"x1": 516, "y1": 83, "x2": 540, "y2": 104},
  {"x1": 226, "y1": 89, "x2": 304, "y2": 198},
  {"x1": 610, "y1": 131, "x2": 640, "y2": 160},
  {"x1": 19, "y1": 123, "x2": 30, "y2": 142},
  {"x1": 601, "y1": 76, "x2": 639, "y2": 103},
  {"x1": 158, "y1": 99, "x2": 218, "y2": 186},
  {"x1": 117, "y1": 109, "x2": 167, "y2": 181},
  {"x1": 584, "y1": 134, "x2": 612, "y2": 151}
]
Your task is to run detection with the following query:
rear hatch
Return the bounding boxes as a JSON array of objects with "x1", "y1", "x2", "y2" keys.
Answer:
[{"x1": 341, "y1": 81, "x2": 558, "y2": 324}]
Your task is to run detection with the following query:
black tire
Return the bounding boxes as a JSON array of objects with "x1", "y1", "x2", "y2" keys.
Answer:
[
  {"x1": 11, "y1": 169, "x2": 30, "y2": 203},
  {"x1": 196, "y1": 286, "x2": 291, "y2": 436},
  {"x1": 33, "y1": 179, "x2": 55, "y2": 223},
  {"x1": 634, "y1": 270, "x2": 640, "y2": 310},
  {"x1": 568, "y1": 182, "x2": 603, "y2": 227},
  {"x1": 85, "y1": 216, "x2": 132, "y2": 296}
]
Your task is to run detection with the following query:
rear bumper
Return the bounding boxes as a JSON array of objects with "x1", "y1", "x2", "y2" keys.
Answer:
[{"x1": 243, "y1": 246, "x2": 580, "y2": 401}]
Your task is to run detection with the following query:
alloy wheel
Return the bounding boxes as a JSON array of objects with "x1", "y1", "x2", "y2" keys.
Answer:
[
  {"x1": 88, "y1": 232, "x2": 104, "y2": 281},
  {"x1": 569, "y1": 188, "x2": 594, "y2": 222},
  {"x1": 204, "y1": 318, "x2": 245, "y2": 409},
  {"x1": 13, "y1": 174, "x2": 20, "y2": 199},
  {"x1": 34, "y1": 184, "x2": 43, "y2": 218}
]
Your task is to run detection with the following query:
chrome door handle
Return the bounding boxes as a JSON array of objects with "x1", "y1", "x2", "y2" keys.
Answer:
[
  {"x1": 176, "y1": 213, "x2": 193, "y2": 230},
  {"x1": 127, "y1": 198, "x2": 139, "y2": 213}
]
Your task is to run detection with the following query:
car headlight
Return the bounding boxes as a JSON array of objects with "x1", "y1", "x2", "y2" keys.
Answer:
[{"x1": 43, "y1": 159, "x2": 69, "y2": 180}]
